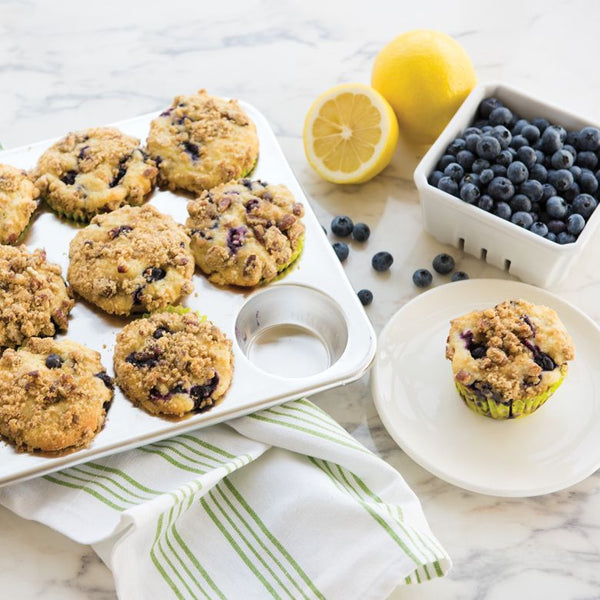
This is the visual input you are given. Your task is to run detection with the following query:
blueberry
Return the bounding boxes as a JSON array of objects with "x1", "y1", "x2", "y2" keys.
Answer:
[
  {"x1": 495, "y1": 150, "x2": 514, "y2": 167},
  {"x1": 61, "y1": 170, "x2": 77, "y2": 185},
  {"x1": 551, "y1": 149, "x2": 574, "y2": 169},
  {"x1": 531, "y1": 117, "x2": 550, "y2": 133},
  {"x1": 45, "y1": 353, "x2": 63, "y2": 369},
  {"x1": 540, "y1": 126, "x2": 564, "y2": 153},
  {"x1": 444, "y1": 162, "x2": 464, "y2": 182},
  {"x1": 478, "y1": 97, "x2": 503, "y2": 119},
  {"x1": 494, "y1": 201, "x2": 512, "y2": 220},
  {"x1": 491, "y1": 164, "x2": 507, "y2": 177},
  {"x1": 471, "y1": 158, "x2": 491, "y2": 174},
  {"x1": 509, "y1": 194, "x2": 532, "y2": 212},
  {"x1": 432, "y1": 253, "x2": 455, "y2": 274},
  {"x1": 144, "y1": 267, "x2": 166, "y2": 282},
  {"x1": 529, "y1": 164, "x2": 548, "y2": 183},
  {"x1": 576, "y1": 151, "x2": 598, "y2": 170},
  {"x1": 546, "y1": 232, "x2": 557, "y2": 243},
  {"x1": 490, "y1": 126, "x2": 512, "y2": 149},
  {"x1": 535, "y1": 149, "x2": 546, "y2": 164},
  {"x1": 451, "y1": 271, "x2": 469, "y2": 281},
  {"x1": 372, "y1": 251, "x2": 393, "y2": 272},
  {"x1": 516, "y1": 145, "x2": 537, "y2": 170},
  {"x1": 569, "y1": 165, "x2": 582, "y2": 181},
  {"x1": 357, "y1": 289, "x2": 373, "y2": 306},
  {"x1": 477, "y1": 169, "x2": 493, "y2": 186},
  {"x1": 563, "y1": 183, "x2": 581, "y2": 203},
  {"x1": 579, "y1": 170, "x2": 598, "y2": 195},
  {"x1": 577, "y1": 126, "x2": 600, "y2": 151},
  {"x1": 573, "y1": 193, "x2": 597, "y2": 219},
  {"x1": 183, "y1": 141, "x2": 200, "y2": 160},
  {"x1": 489, "y1": 107, "x2": 513, "y2": 127},
  {"x1": 438, "y1": 176, "x2": 459, "y2": 196},
  {"x1": 512, "y1": 119, "x2": 529, "y2": 135},
  {"x1": 557, "y1": 231, "x2": 576, "y2": 244},
  {"x1": 566, "y1": 213, "x2": 586, "y2": 236},
  {"x1": 95, "y1": 371, "x2": 114, "y2": 390},
  {"x1": 488, "y1": 177, "x2": 515, "y2": 201},
  {"x1": 546, "y1": 196, "x2": 568, "y2": 219},
  {"x1": 428, "y1": 170, "x2": 444, "y2": 187},
  {"x1": 126, "y1": 349, "x2": 159, "y2": 369},
  {"x1": 465, "y1": 134, "x2": 482, "y2": 154},
  {"x1": 460, "y1": 173, "x2": 480, "y2": 188},
  {"x1": 518, "y1": 179, "x2": 544, "y2": 202},
  {"x1": 437, "y1": 154, "x2": 456, "y2": 170},
  {"x1": 331, "y1": 215, "x2": 354, "y2": 237},
  {"x1": 542, "y1": 183, "x2": 557, "y2": 201},
  {"x1": 547, "y1": 219, "x2": 567, "y2": 234},
  {"x1": 153, "y1": 327, "x2": 169, "y2": 339},
  {"x1": 464, "y1": 126, "x2": 483, "y2": 137},
  {"x1": 446, "y1": 138, "x2": 467, "y2": 155},
  {"x1": 351, "y1": 222, "x2": 370, "y2": 242},
  {"x1": 478, "y1": 194, "x2": 494, "y2": 211},
  {"x1": 521, "y1": 124, "x2": 541, "y2": 144},
  {"x1": 511, "y1": 211, "x2": 534, "y2": 228},
  {"x1": 412, "y1": 268, "x2": 433, "y2": 288},
  {"x1": 332, "y1": 241, "x2": 349, "y2": 262},
  {"x1": 548, "y1": 168, "x2": 574, "y2": 192},
  {"x1": 510, "y1": 135, "x2": 529, "y2": 150},
  {"x1": 460, "y1": 182, "x2": 480, "y2": 204},
  {"x1": 476, "y1": 136, "x2": 501, "y2": 160},
  {"x1": 507, "y1": 161, "x2": 529, "y2": 184},
  {"x1": 456, "y1": 150, "x2": 476, "y2": 170},
  {"x1": 530, "y1": 221, "x2": 549, "y2": 237},
  {"x1": 190, "y1": 374, "x2": 220, "y2": 411}
]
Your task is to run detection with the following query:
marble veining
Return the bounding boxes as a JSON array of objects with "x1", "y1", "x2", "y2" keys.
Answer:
[{"x1": 2, "y1": 0, "x2": 600, "y2": 598}]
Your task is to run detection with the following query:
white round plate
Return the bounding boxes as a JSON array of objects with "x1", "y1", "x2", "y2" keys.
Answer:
[{"x1": 371, "y1": 279, "x2": 600, "y2": 497}]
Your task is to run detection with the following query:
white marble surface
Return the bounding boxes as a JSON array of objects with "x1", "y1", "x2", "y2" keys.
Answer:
[{"x1": 2, "y1": 0, "x2": 600, "y2": 597}]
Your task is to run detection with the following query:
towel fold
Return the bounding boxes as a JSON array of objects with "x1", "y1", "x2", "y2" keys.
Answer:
[{"x1": 0, "y1": 398, "x2": 450, "y2": 599}]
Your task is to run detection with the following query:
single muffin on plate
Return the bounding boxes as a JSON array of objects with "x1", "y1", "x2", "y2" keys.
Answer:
[
  {"x1": 146, "y1": 89, "x2": 259, "y2": 194},
  {"x1": 445, "y1": 299, "x2": 575, "y2": 419},
  {"x1": 0, "y1": 337, "x2": 113, "y2": 453},
  {"x1": 113, "y1": 309, "x2": 233, "y2": 417},
  {"x1": 67, "y1": 204, "x2": 194, "y2": 316},
  {"x1": 185, "y1": 178, "x2": 305, "y2": 286},
  {"x1": 0, "y1": 164, "x2": 40, "y2": 244},
  {"x1": 32, "y1": 127, "x2": 157, "y2": 221}
]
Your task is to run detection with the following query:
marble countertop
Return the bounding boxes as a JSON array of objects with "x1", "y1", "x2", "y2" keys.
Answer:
[{"x1": 2, "y1": 0, "x2": 600, "y2": 597}]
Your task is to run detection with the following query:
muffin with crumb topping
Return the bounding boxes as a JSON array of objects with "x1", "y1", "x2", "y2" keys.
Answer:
[{"x1": 445, "y1": 299, "x2": 575, "y2": 419}]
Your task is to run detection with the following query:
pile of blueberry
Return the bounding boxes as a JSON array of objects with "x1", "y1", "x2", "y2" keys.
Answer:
[
  {"x1": 429, "y1": 96, "x2": 600, "y2": 244},
  {"x1": 412, "y1": 253, "x2": 468, "y2": 288}
]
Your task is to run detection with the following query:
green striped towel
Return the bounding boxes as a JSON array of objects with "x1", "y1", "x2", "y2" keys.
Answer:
[{"x1": 0, "y1": 399, "x2": 450, "y2": 599}]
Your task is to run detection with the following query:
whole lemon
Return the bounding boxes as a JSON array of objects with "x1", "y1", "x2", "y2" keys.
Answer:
[{"x1": 371, "y1": 29, "x2": 477, "y2": 145}]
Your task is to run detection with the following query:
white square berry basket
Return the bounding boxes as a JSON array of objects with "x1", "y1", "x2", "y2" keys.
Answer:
[{"x1": 413, "y1": 82, "x2": 600, "y2": 288}]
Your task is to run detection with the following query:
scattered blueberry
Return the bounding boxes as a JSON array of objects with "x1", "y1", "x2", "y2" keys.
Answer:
[
  {"x1": 357, "y1": 289, "x2": 373, "y2": 306},
  {"x1": 412, "y1": 268, "x2": 433, "y2": 288},
  {"x1": 332, "y1": 241, "x2": 349, "y2": 262},
  {"x1": 331, "y1": 215, "x2": 354, "y2": 237},
  {"x1": 352, "y1": 222, "x2": 370, "y2": 242},
  {"x1": 372, "y1": 251, "x2": 393, "y2": 272},
  {"x1": 451, "y1": 271, "x2": 469, "y2": 281},
  {"x1": 432, "y1": 253, "x2": 455, "y2": 274}
]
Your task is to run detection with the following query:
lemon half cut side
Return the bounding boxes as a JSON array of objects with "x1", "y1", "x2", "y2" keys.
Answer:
[{"x1": 303, "y1": 83, "x2": 399, "y2": 184}]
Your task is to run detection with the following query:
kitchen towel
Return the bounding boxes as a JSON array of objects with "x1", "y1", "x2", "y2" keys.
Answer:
[{"x1": 0, "y1": 398, "x2": 451, "y2": 599}]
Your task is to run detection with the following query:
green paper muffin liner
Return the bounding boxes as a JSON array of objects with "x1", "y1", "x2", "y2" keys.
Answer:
[{"x1": 455, "y1": 364, "x2": 568, "y2": 419}]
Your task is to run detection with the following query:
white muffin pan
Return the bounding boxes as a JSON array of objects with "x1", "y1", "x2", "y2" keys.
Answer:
[
  {"x1": 0, "y1": 105, "x2": 376, "y2": 487},
  {"x1": 414, "y1": 82, "x2": 600, "y2": 288}
]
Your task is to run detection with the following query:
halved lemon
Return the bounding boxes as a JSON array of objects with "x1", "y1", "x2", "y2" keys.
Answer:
[{"x1": 303, "y1": 83, "x2": 399, "y2": 184}]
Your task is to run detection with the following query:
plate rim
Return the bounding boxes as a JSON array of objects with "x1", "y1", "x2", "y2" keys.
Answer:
[{"x1": 371, "y1": 278, "x2": 600, "y2": 497}]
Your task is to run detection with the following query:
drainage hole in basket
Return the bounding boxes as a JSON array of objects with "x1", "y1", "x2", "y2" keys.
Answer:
[
  {"x1": 480, "y1": 248, "x2": 487, "y2": 261},
  {"x1": 504, "y1": 259, "x2": 511, "y2": 272},
  {"x1": 458, "y1": 237, "x2": 465, "y2": 250}
]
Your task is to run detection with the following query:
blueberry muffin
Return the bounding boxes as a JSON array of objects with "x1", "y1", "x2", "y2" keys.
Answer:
[
  {"x1": 67, "y1": 205, "x2": 194, "y2": 316},
  {"x1": 113, "y1": 310, "x2": 233, "y2": 417},
  {"x1": 0, "y1": 337, "x2": 113, "y2": 453},
  {"x1": 146, "y1": 90, "x2": 259, "y2": 194},
  {"x1": 32, "y1": 127, "x2": 157, "y2": 221},
  {"x1": 186, "y1": 179, "x2": 305, "y2": 286},
  {"x1": 446, "y1": 299, "x2": 575, "y2": 419},
  {"x1": 0, "y1": 164, "x2": 40, "y2": 244},
  {"x1": 0, "y1": 245, "x2": 74, "y2": 348}
]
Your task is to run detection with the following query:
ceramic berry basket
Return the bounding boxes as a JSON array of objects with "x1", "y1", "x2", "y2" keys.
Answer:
[{"x1": 414, "y1": 82, "x2": 600, "y2": 288}]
